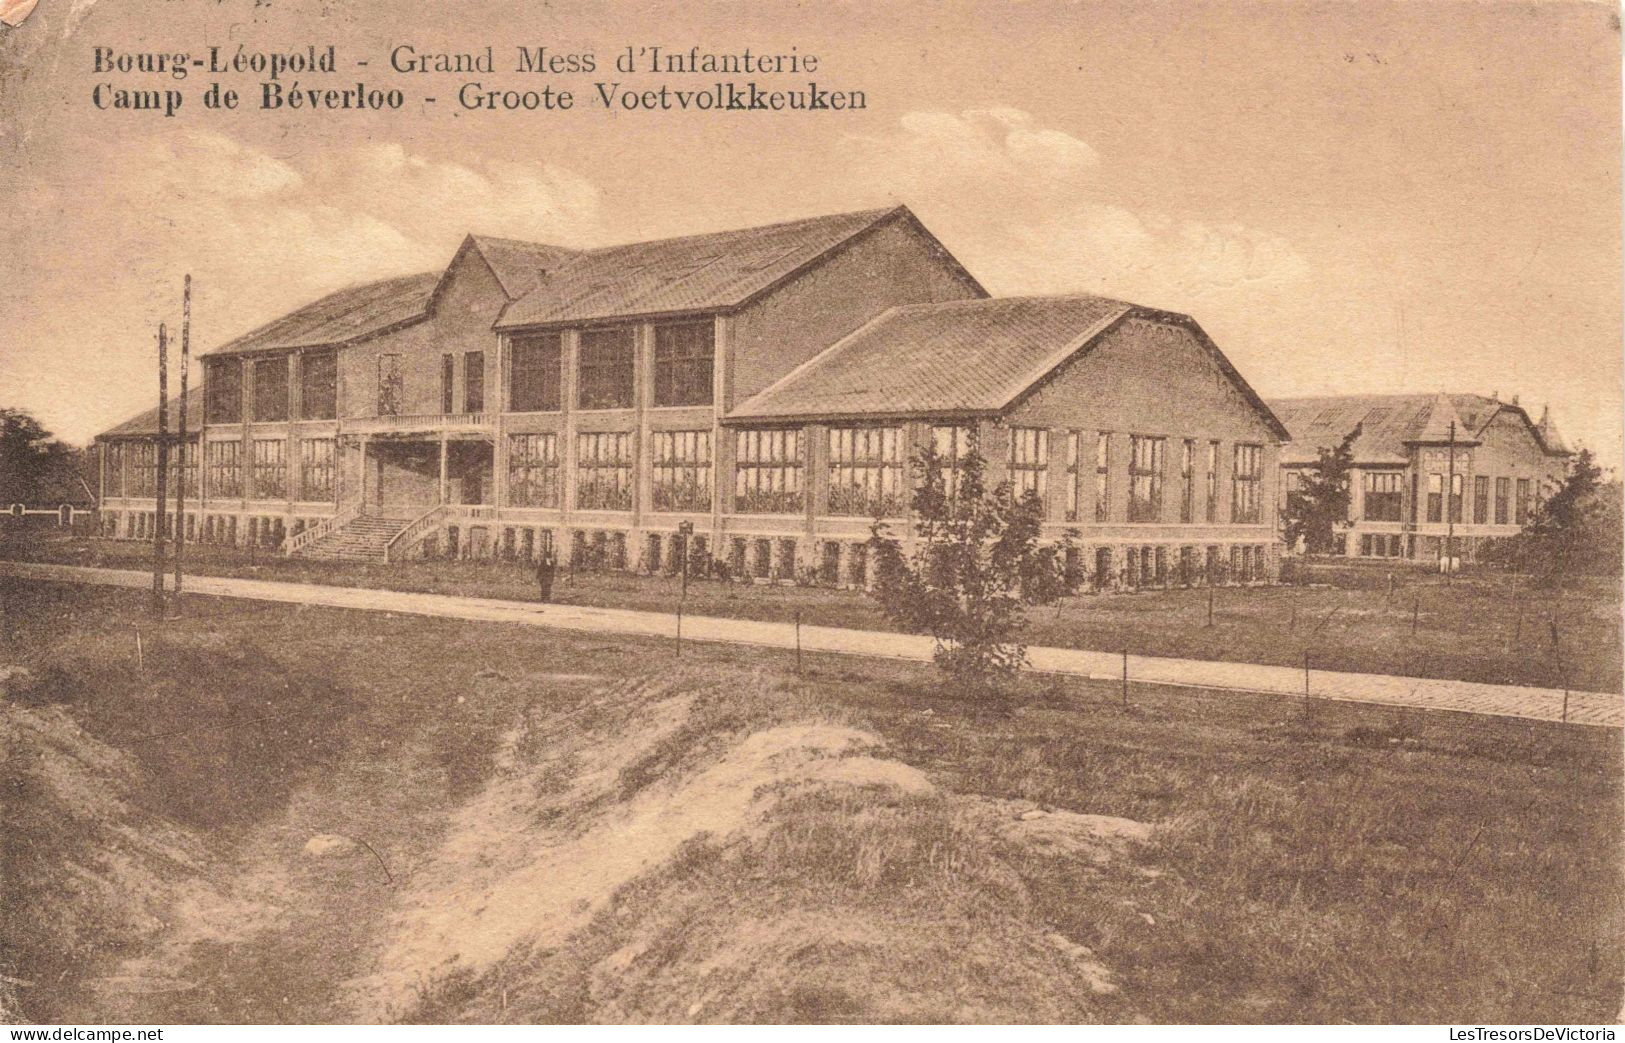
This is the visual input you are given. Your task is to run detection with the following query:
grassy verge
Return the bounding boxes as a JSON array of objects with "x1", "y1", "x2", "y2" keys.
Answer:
[
  {"x1": 6, "y1": 530, "x2": 1621, "y2": 692},
  {"x1": 1, "y1": 578, "x2": 1619, "y2": 1023}
]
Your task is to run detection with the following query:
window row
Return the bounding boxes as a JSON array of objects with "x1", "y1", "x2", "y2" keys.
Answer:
[
  {"x1": 508, "y1": 321, "x2": 716, "y2": 413},
  {"x1": 203, "y1": 351, "x2": 337, "y2": 425},
  {"x1": 108, "y1": 438, "x2": 336, "y2": 501},
  {"x1": 1403, "y1": 471, "x2": 1540, "y2": 526}
]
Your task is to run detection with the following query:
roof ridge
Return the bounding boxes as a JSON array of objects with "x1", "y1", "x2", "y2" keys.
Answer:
[{"x1": 572, "y1": 205, "x2": 900, "y2": 256}]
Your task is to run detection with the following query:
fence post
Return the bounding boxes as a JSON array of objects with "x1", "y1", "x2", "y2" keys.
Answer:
[
  {"x1": 675, "y1": 602, "x2": 683, "y2": 659},
  {"x1": 1412, "y1": 594, "x2": 1419, "y2": 635},
  {"x1": 1206, "y1": 587, "x2": 1214, "y2": 628},
  {"x1": 795, "y1": 608, "x2": 802, "y2": 675},
  {"x1": 1303, "y1": 650, "x2": 1312, "y2": 720},
  {"x1": 1121, "y1": 647, "x2": 1129, "y2": 708}
]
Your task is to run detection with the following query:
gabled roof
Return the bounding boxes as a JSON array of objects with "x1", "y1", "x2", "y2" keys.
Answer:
[
  {"x1": 1271, "y1": 393, "x2": 1569, "y2": 465},
  {"x1": 99, "y1": 386, "x2": 205, "y2": 438},
  {"x1": 464, "y1": 235, "x2": 580, "y2": 300},
  {"x1": 495, "y1": 206, "x2": 977, "y2": 329},
  {"x1": 204, "y1": 271, "x2": 440, "y2": 357},
  {"x1": 727, "y1": 294, "x2": 1290, "y2": 440}
]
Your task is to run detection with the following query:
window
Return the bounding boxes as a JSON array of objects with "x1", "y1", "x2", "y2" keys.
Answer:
[
  {"x1": 510, "y1": 333, "x2": 562, "y2": 412},
  {"x1": 1231, "y1": 444, "x2": 1262, "y2": 523},
  {"x1": 1095, "y1": 432, "x2": 1111, "y2": 522},
  {"x1": 1363, "y1": 472, "x2": 1404, "y2": 521},
  {"x1": 1474, "y1": 475, "x2": 1489, "y2": 524},
  {"x1": 299, "y1": 350, "x2": 336, "y2": 420},
  {"x1": 252, "y1": 356, "x2": 289, "y2": 422},
  {"x1": 1128, "y1": 435, "x2": 1165, "y2": 522},
  {"x1": 653, "y1": 322, "x2": 715, "y2": 407},
  {"x1": 575, "y1": 432, "x2": 633, "y2": 510},
  {"x1": 104, "y1": 443, "x2": 125, "y2": 496},
  {"x1": 1426, "y1": 473, "x2": 1443, "y2": 523},
  {"x1": 931, "y1": 425, "x2": 977, "y2": 498},
  {"x1": 1206, "y1": 441, "x2": 1220, "y2": 522},
  {"x1": 207, "y1": 441, "x2": 241, "y2": 498},
  {"x1": 1449, "y1": 473, "x2": 1464, "y2": 524},
  {"x1": 377, "y1": 354, "x2": 402, "y2": 416},
  {"x1": 578, "y1": 327, "x2": 634, "y2": 410},
  {"x1": 464, "y1": 351, "x2": 485, "y2": 413},
  {"x1": 652, "y1": 430, "x2": 713, "y2": 512},
  {"x1": 507, "y1": 433, "x2": 560, "y2": 508},
  {"x1": 1180, "y1": 439, "x2": 1195, "y2": 523},
  {"x1": 1495, "y1": 477, "x2": 1510, "y2": 524},
  {"x1": 1065, "y1": 432, "x2": 1081, "y2": 521},
  {"x1": 828, "y1": 426, "x2": 904, "y2": 517},
  {"x1": 175, "y1": 440, "x2": 198, "y2": 498},
  {"x1": 130, "y1": 442, "x2": 157, "y2": 497},
  {"x1": 205, "y1": 357, "x2": 243, "y2": 424},
  {"x1": 1515, "y1": 478, "x2": 1531, "y2": 525},
  {"x1": 734, "y1": 428, "x2": 804, "y2": 514},
  {"x1": 441, "y1": 354, "x2": 455, "y2": 414},
  {"x1": 251, "y1": 439, "x2": 286, "y2": 499},
  {"x1": 299, "y1": 438, "x2": 335, "y2": 500},
  {"x1": 1009, "y1": 428, "x2": 1048, "y2": 502}
]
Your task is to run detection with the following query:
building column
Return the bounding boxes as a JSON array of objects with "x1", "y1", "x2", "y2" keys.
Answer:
[{"x1": 439, "y1": 436, "x2": 449, "y2": 505}]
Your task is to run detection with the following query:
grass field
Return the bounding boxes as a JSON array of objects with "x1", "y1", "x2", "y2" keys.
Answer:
[
  {"x1": 6, "y1": 530, "x2": 1620, "y2": 692},
  {"x1": 2, "y1": 578, "x2": 1619, "y2": 1024}
]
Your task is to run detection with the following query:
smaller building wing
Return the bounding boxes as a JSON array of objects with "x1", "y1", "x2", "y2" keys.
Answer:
[
  {"x1": 98, "y1": 385, "x2": 206, "y2": 438},
  {"x1": 204, "y1": 271, "x2": 441, "y2": 357}
]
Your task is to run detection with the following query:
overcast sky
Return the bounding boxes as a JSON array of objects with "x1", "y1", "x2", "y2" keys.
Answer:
[{"x1": 1, "y1": 0, "x2": 1618, "y2": 465}]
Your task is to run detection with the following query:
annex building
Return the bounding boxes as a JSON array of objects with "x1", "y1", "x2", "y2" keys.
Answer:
[
  {"x1": 1270, "y1": 393, "x2": 1571, "y2": 564},
  {"x1": 95, "y1": 205, "x2": 1289, "y2": 588}
]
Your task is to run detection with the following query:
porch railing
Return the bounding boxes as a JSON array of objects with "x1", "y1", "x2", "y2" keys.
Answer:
[
  {"x1": 282, "y1": 502, "x2": 361, "y2": 557},
  {"x1": 345, "y1": 412, "x2": 491, "y2": 435},
  {"x1": 382, "y1": 503, "x2": 500, "y2": 562}
]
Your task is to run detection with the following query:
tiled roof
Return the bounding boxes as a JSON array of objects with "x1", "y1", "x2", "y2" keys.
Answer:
[
  {"x1": 1271, "y1": 393, "x2": 1568, "y2": 465},
  {"x1": 204, "y1": 271, "x2": 440, "y2": 357},
  {"x1": 727, "y1": 295, "x2": 1289, "y2": 442},
  {"x1": 467, "y1": 235, "x2": 580, "y2": 299},
  {"x1": 495, "y1": 207, "x2": 931, "y2": 329},
  {"x1": 99, "y1": 386, "x2": 205, "y2": 438}
]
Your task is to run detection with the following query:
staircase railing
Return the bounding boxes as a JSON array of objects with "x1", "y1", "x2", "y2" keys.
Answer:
[
  {"x1": 282, "y1": 502, "x2": 361, "y2": 557},
  {"x1": 383, "y1": 505, "x2": 452, "y2": 564}
]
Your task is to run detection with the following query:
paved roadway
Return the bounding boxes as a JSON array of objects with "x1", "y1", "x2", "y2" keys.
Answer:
[{"x1": 3, "y1": 560, "x2": 1618, "y2": 728}]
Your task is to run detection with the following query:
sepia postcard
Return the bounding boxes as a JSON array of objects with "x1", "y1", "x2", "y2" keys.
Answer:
[{"x1": 1, "y1": 0, "x2": 1621, "y2": 1031}]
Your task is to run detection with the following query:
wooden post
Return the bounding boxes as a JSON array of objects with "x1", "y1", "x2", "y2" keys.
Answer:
[
  {"x1": 1303, "y1": 650, "x2": 1312, "y2": 717},
  {"x1": 1206, "y1": 587, "x2": 1214, "y2": 627},
  {"x1": 173, "y1": 275, "x2": 190, "y2": 608},
  {"x1": 1121, "y1": 647, "x2": 1128, "y2": 707},
  {"x1": 795, "y1": 608, "x2": 803, "y2": 675},
  {"x1": 675, "y1": 601, "x2": 682, "y2": 659},
  {"x1": 1412, "y1": 594, "x2": 1419, "y2": 635},
  {"x1": 151, "y1": 323, "x2": 169, "y2": 619}
]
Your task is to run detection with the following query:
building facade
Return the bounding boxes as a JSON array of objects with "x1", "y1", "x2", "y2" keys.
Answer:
[
  {"x1": 96, "y1": 205, "x2": 1288, "y2": 588},
  {"x1": 1270, "y1": 393, "x2": 1571, "y2": 564}
]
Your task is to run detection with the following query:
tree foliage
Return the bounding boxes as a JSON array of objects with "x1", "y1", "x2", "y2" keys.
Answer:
[
  {"x1": 1282, "y1": 423, "x2": 1361, "y2": 554},
  {"x1": 867, "y1": 443, "x2": 1064, "y2": 700},
  {"x1": 0, "y1": 408, "x2": 90, "y2": 506},
  {"x1": 1482, "y1": 449, "x2": 1621, "y2": 585}
]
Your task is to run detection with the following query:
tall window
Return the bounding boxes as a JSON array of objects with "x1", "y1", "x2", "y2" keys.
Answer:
[
  {"x1": 578, "y1": 327, "x2": 634, "y2": 410},
  {"x1": 1065, "y1": 431, "x2": 1081, "y2": 522},
  {"x1": 377, "y1": 354, "x2": 402, "y2": 416},
  {"x1": 652, "y1": 430, "x2": 713, "y2": 512},
  {"x1": 828, "y1": 426, "x2": 905, "y2": 517},
  {"x1": 1426, "y1": 473, "x2": 1443, "y2": 523},
  {"x1": 251, "y1": 439, "x2": 286, "y2": 499},
  {"x1": 653, "y1": 322, "x2": 714, "y2": 407},
  {"x1": 253, "y1": 356, "x2": 289, "y2": 422},
  {"x1": 575, "y1": 432, "x2": 633, "y2": 510},
  {"x1": 1474, "y1": 475, "x2": 1489, "y2": 524},
  {"x1": 1363, "y1": 472, "x2": 1404, "y2": 521},
  {"x1": 205, "y1": 357, "x2": 242, "y2": 424},
  {"x1": 464, "y1": 351, "x2": 485, "y2": 413},
  {"x1": 1515, "y1": 478, "x2": 1531, "y2": 525},
  {"x1": 1129, "y1": 435, "x2": 1165, "y2": 522},
  {"x1": 1449, "y1": 473, "x2": 1464, "y2": 524},
  {"x1": 1095, "y1": 432, "x2": 1111, "y2": 522},
  {"x1": 1495, "y1": 477, "x2": 1510, "y2": 524},
  {"x1": 299, "y1": 438, "x2": 335, "y2": 500},
  {"x1": 931, "y1": 424, "x2": 976, "y2": 498},
  {"x1": 1205, "y1": 441, "x2": 1220, "y2": 522},
  {"x1": 129, "y1": 441, "x2": 156, "y2": 497},
  {"x1": 734, "y1": 428, "x2": 803, "y2": 514},
  {"x1": 207, "y1": 441, "x2": 241, "y2": 498},
  {"x1": 1180, "y1": 439, "x2": 1195, "y2": 523},
  {"x1": 1231, "y1": 444, "x2": 1261, "y2": 523},
  {"x1": 104, "y1": 442, "x2": 125, "y2": 497},
  {"x1": 441, "y1": 354, "x2": 455, "y2": 414},
  {"x1": 1009, "y1": 428, "x2": 1048, "y2": 502},
  {"x1": 299, "y1": 350, "x2": 336, "y2": 420},
  {"x1": 507, "y1": 433, "x2": 560, "y2": 508},
  {"x1": 510, "y1": 333, "x2": 562, "y2": 413}
]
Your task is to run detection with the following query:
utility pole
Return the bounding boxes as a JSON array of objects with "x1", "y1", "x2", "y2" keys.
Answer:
[
  {"x1": 173, "y1": 276, "x2": 190, "y2": 609},
  {"x1": 151, "y1": 323, "x2": 169, "y2": 619},
  {"x1": 1444, "y1": 420, "x2": 1456, "y2": 585}
]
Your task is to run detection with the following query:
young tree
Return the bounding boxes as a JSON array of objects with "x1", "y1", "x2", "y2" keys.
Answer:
[
  {"x1": 867, "y1": 442, "x2": 1057, "y2": 700},
  {"x1": 1282, "y1": 423, "x2": 1361, "y2": 555},
  {"x1": 1491, "y1": 449, "x2": 1621, "y2": 586}
]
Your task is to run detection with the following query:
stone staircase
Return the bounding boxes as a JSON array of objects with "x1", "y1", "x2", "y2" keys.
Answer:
[{"x1": 294, "y1": 512, "x2": 416, "y2": 563}]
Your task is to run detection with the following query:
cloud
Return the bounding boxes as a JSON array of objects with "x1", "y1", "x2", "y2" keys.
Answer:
[{"x1": 842, "y1": 108, "x2": 1309, "y2": 312}]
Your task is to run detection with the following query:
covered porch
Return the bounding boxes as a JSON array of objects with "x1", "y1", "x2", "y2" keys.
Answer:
[{"x1": 353, "y1": 434, "x2": 493, "y2": 512}]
